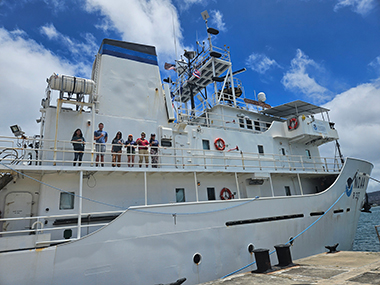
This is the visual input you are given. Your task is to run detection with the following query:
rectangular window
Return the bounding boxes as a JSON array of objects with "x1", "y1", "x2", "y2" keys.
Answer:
[
  {"x1": 202, "y1": 140, "x2": 210, "y2": 150},
  {"x1": 239, "y1": 118, "x2": 245, "y2": 128},
  {"x1": 306, "y1": 149, "x2": 311, "y2": 159},
  {"x1": 254, "y1": 121, "x2": 260, "y2": 131},
  {"x1": 246, "y1": 118, "x2": 253, "y2": 129},
  {"x1": 176, "y1": 188, "x2": 185, "y2": 203},
  {"x1": 59, "y1": 192, "x2": 75, "y2": 210},
  {"x1": 207, "y1": 187, "x2": 216, "y2": 200},
  {"x1": 285, "y1": 186, "x2": 291, "y2": 196},
  {"x1": 258, "y1": 145, "x2": 264, "y2": 155},
  {"x1": 281, "y1": 148, "x2": 286, "y2": 155}
]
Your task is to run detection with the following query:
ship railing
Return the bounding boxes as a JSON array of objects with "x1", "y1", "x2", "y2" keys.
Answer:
[
  {"x1": 176, "y1": 107, "x2": 272, "y2": 133},
  {"x1": 0, "y1": 136, "x2": 343, "y2": 173},
  {"x1": 0, "y1": 210, "x2": 124, "y2": 249}
]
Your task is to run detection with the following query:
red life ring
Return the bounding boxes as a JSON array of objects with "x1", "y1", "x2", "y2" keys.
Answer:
[
  {"x1": 287, "y1": 117, "x2": 299, "y2": 130},
  {"x1": 214, "y1": 138, "x2": 226, "y2": 151},
  {"x1": 220, "y1": 187, "x2": 234, "y2": 200}
]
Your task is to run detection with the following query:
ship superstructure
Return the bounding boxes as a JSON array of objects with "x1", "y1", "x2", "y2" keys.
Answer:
[{"x1": 0, "y1": 11, "x2": 373, "y2": 285}]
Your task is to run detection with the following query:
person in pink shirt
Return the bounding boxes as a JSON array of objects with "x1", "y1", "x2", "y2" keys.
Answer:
[{"x1": 136, "y1": 132, "x2": 149, "y2": 168}]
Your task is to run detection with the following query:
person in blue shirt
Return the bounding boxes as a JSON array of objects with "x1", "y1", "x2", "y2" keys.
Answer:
[{"x1": 94, "y1": 123, "x2": 108, "y2": 166}]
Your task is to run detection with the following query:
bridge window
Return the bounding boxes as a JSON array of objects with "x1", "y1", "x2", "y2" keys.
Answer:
[
  {"x1": 246, "y1": 118, "x2": 253, "y2": 129},
  {"x1": 239, "y1": 118, "x2": 245, "y2": 128},
  {"x1": 306, "y1": 149, "x2": 311, "y2": 159},
  {"x1": 258, "y1": 145, "x2": 264, "y2": 155}
]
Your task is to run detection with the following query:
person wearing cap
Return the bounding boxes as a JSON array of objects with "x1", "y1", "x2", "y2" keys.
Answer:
[
  {"x1": 125, "y1": 134, "x2": 136, "y2": 167},
  {"x1": 136, "y1": 132, "x2": 149, "y2": 167},
  {"x1": 149, "y1": 134, "x2": 159, "y2": 168}
]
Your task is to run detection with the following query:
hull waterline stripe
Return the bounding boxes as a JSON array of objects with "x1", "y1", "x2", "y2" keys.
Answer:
[{"x1": 221, "y1": 190, "x2": 346, "y2": 279}]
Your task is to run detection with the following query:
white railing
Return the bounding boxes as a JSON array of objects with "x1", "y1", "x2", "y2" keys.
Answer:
[
  {"x1": 175, "y1": 108, "x2": 272, "y2": 133},
  {"x1": 0, "y1": 136, "x2": 343, "y2": 173},
  {"x1": 0, "y1": 210, "x2": 124, "y2": 248}
]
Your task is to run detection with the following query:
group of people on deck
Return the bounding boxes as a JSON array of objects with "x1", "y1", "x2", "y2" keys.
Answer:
[{"x1": 71, "y1": 123, "x2": 159, "y2": 168}]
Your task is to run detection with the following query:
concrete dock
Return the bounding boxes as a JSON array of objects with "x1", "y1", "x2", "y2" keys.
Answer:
[{"x1": 201, "y1": 251, "x2": 380, "y2": 284}]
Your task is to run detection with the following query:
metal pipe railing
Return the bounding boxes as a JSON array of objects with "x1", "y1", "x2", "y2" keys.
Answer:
[{"x1": 0, "y1": 137, "x2": 343, "y2": 172}]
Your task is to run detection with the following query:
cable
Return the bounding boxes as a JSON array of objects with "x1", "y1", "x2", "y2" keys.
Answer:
[{"x1": 221, "y1": 190, "x2": 346, "y2": 279}]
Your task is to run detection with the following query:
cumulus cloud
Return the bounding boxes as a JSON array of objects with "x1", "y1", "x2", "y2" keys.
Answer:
[
  {"x1": 334, "y1": 0, "x2": 377, "y2": 16},
  {"x1": 84, "y1": 0, "x2": 183, "y2": 60},
  {"x1": 0, "y1": 28, "x2": 80, "y2": 136},
  {"x1": 210, "y1": 10, "x2": 226, "y2": 32},
  {"x1": 246, "y1": 52, "x2": 280, "y2": 74},
  {"x1": 321, "y1": 80, "x2": 380, "y2": 192},
  {"x1": 281, "y1": 49, "x2": 332, "y2": 104}
]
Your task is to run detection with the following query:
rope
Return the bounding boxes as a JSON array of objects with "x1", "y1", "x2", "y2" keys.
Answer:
[
  {"x1": 0, "y1": 161, "x2": 125, "y2": 209},
  {"x1": 368, "y1": 176, "x2": 380, "y2": 184},
  {"x1": 221, "y1": 190, "x2": 346, "y2": 279}
]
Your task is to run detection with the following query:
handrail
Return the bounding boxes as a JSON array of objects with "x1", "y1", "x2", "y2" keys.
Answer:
[{"x1": 0, "y1": 136, "x2": 343, "y2": 172}]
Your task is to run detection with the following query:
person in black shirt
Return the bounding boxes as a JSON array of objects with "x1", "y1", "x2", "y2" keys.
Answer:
[
  {"x1": 111, "y1": 131, "x2": 124, "y2": 167},
  {"x1": 71, "y1": 129, "x2": 85, "y2": 166}
]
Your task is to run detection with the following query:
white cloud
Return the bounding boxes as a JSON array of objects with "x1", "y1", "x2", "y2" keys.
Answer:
[
  {"x1": 246, "y1": 52, "x2": 280, "y2": 74},
  {"x1": 84, "y1": 0, "x2": 183, "y2": 60},
  {"x1": 0, "y1": 28, "x2": 81, "y2": 136},
  {"x1": 281, "y1": 49, "x2": 331, "y2": 104},
  {"x1": 210, "y1": 10, "x2": 226, "y2": 32},
  {"x1": 322, "y1": 79, "x2": 380, "y2": 192},
  {"x1": 40, "y1": 23, "x2": 59, "y2": 40},
  {"x1": 369, "y1": 56, "x2": 380, "y2": 76},
  {"x1": 334, "y1": 0, "x2": 376, "y2": 16},
  {"x1": 175, "y1": 0, "x2": 204, "y2": 11},
  {"x1": 40, "y1": 23, "x2": 98, "y2": 66}
]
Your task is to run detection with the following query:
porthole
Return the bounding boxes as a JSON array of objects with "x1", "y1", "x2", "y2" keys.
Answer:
[
  {"x1": 193, "y1": 253, "x2": 202, "y2": 265},
  {"x1": 248, "y1": 244, "x2": 255, "y2": 254}
]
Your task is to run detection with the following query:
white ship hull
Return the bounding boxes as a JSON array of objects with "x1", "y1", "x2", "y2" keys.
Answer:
[{"x1": 0, "y1": 157, "x2": 372, "y2": 284}]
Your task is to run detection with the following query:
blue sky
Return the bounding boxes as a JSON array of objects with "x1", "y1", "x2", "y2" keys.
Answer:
[{"x1": 0, "y1": 0, "x2": 379, "y2": 190}]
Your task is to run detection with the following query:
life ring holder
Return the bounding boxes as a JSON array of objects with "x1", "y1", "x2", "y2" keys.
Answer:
[
  {"x1": 214, "y1": 138, "x2": 226, "y2": 151},
  {"x1": 220, "y1": 187, "x2": 234, "y2": 200},
  {"x1": 287, "y1": 117, "x2": 299, "y2": 130}
]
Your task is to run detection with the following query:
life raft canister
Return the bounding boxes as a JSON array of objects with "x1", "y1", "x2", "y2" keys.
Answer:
[
  {"x1": 287, "y1": 117, "x2": 299, "y2": 130},
  {"x1": 220, "y1": 187, "x2": 234, "y2": 200},
  {"x1": 214, "y1": 138, "x2": 226, "y2": 151}
]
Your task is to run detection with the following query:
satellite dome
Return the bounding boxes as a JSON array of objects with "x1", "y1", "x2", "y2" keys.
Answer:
[{"x1": 257, "y1": 92, "x2": 266, "y2": 102}]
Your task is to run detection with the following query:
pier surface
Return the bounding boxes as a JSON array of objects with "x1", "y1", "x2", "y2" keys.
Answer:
[{"x1": 201, "y1": 251, "x2": 380, "y2": 284}]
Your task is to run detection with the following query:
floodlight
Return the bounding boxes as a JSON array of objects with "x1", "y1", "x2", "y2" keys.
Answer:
[
  {"x1": 201, "y1": 10, "x2": 209, "y2": 21},
  {"x1": 10, "y1": 125, "x2": 25, "y2": 137},
  {"x1": 184, "y1": 50, "x2": 196, "y2": 60}
]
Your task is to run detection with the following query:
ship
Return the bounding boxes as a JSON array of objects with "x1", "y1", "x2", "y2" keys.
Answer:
[{"x1": 0, "y1": 10, "x2": 373, "y2": 285}]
